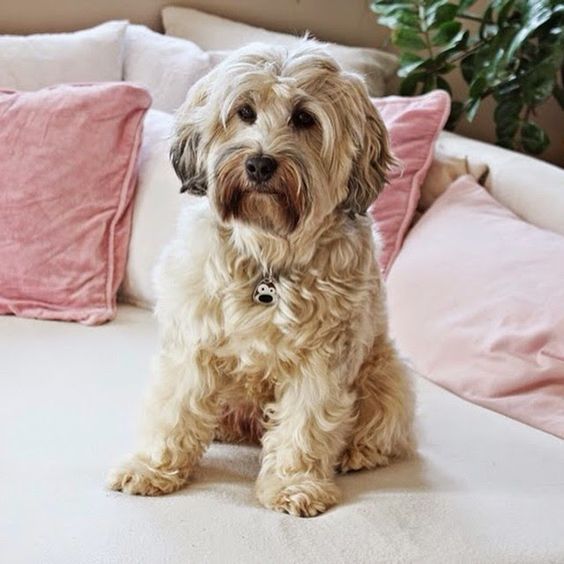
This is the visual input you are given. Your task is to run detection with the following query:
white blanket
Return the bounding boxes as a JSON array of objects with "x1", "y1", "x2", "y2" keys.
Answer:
[{"x1": 1, "y1": 306, "x2": 563, "y2": 563}]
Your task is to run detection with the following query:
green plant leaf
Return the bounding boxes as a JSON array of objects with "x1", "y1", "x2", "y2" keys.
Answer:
[
  {"x1": 398, "y1": 10, "x2": 422, "y2": 28},
  {"x1": 497, "y1": 128, "x2": 519, "y2": 144},
  {"x1": 446, "y1": 100, "x2": 464, "y2": 129},
  {"x1": 425, "y1": 0, "x2": 452, "y2": 26},
  {"x1": 469, "y1": 74, "x2": 488, "y2": 98},
  {"x1": 377, "y1": 14, "x2": 400, "y2": 28},
  {"x1": 422, "y1": 74, "x2": 438, "y2": 93},
  {"x1": 465, "y1": 97, "x2": 481, "y2": 121},
  {"x1": 436, "y1": 75, "x2": 453, "y2": 95},
  {"x1": 371, "y1": 0, "x2": 561, "y2": 157},
  {"x1": 379, "y1": 9, "x2": 421, "y2": 29},
  {"x1": 434, "y1": 31, "x2": 469, "y2": 66},
  {"x1": 438, "y1": 63, "x2": 456, "y2": 74},
  {"x1": 495, "y1": 96, "x2": 523, "y2": 119},
  {"x1": 503, "y1": 1, "x2": 558, "y2": 65},
  {"x1": 425, "y1": 0, "x2": 451, "y2": 8},
  {"x1": 497, "y1": 0, "x2": 516, "y2": 25},
  {"x1": 458, "y1": 0, "x2": 477, "y2": 10},
  {"x1": 521, "y1": 121, "x2": 550, "y2": 154},
  {"x1": 494, "y1": 96, "x2": 522, "y2": 143},
  {"x1": 479, "y1": 26, "x2": 520, "y2": 83},
  {"x1": 371, "y1": 1, "x2": 403, "y2": 8},
  {"x1": 468, "y1": 41, "x2": 497, "y2": 75},
  {"x1": 454, "y1": 29, "x2": 470, "y2": 49},
  {"x1": 545, "y1": 25, "x2": 564, "y2": 60},
  {"x1": 392, "y1": 28, "x2": 427, "y2": 50},
  {"x1": 496, "y1": 137, "x2": 515, "y2": 150},
  {"x1": 432, "y1": 21, "x2": 463, "y2": 46},
  {"x1": 370, "y1": 1, "x2": 413, "y2": 15},
  {"x1": 521, "y1": 61, "x2": 557, "y2": 105},
  {"x1": 430, "y1": 3, "x2": 459, "y2": 28},
  {"x1": 398, "y1": 52, "x2": 425, "y2": 77},
  {"x1": 433, "y1": 48, "x2": 458, "y2": 67},
  {"x1": 479, "y1": 5, "x2": 497, "y2": 39},
  {"x1": 493, "y1": 77, "x2": 520, "y2": 99},
  {"x1": 460, "y1": 53, "x2": 476, "y2": 84},
  {"x1": 399, "y1": 72, "x2": 426, "y2": 95}
]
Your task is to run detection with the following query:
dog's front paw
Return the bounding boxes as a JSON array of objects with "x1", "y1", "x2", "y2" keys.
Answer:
[
  {"x1": 337, "y1": 444, "x2": 390, "y2": 473},
  {"x1": 107, "y1": 454, "x2": 191, "y2": 496},
  {"x1": 256, "y1": 476, "x2": 340, "y2": 517}
]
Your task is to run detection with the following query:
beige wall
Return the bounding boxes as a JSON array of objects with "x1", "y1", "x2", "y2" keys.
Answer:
[
  {"x1": 0, "y1": 0, "x2": 387, "y2": 45},
  {"x1": 1, "y1": 0, "x2": 562, "y2": 166}
]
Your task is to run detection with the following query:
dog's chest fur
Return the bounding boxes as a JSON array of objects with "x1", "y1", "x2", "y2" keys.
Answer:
[
  {"x1": 156, "y1": 204, "x2": 381, "y2": 407},
  {"x1": 205, "y1": 247, "x2": 377, "y2": 407},
  {"x1": 208, "y1": 265, "x2": 311, "y2": 404}
]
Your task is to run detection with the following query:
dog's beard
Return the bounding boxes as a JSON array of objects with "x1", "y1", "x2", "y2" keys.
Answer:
[{"x1": 213, "y1": 149, "x2": 308, "y2": 236}]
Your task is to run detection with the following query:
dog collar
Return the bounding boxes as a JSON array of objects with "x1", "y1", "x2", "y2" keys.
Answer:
[{"x1": 253, "y1": 274, "x2": 278, "y2": 306}]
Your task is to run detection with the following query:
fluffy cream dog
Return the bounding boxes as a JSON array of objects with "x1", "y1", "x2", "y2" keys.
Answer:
[{"x1": 108, "y1": 41, "x2": 414, "y2": 517}]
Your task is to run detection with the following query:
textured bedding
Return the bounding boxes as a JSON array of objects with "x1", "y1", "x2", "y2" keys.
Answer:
[{"x1": 1, "y1": 306, "x2": 563, "y2": 563}]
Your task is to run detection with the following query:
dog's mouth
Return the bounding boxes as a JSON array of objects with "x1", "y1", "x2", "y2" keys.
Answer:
[
  {"x1": 226, "y1": 186, "x2": 299, "y2": 235},
  {"x1": 254, "y1": 184, "x2": 279, "y2": 195},
  {"x1": 213, "y1": 151, "x2": 308, "y2": 236}
]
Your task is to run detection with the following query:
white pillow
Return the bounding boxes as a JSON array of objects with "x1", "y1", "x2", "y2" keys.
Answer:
[
  {"x1": 0, "y1": 21, "x2": 126, "y2": 90},
  {"x1": 162, "y1": 6, "x2": 398, "y2": 97},
  {"x1": 124, "y1": 25, "x2": 212, "y2": 113},
  {"x1": 120, "y1": 109, "x2": 183, "y2": 308}
]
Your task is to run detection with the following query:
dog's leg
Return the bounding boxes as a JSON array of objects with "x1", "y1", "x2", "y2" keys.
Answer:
[
  {"x1": 107, "y1": 349, "x2": 219, "y2": 496},
  {"x1": 338, "y1": 339, "x2": 415, "y2": 473},
  {"x1": 256, "y1": 371, "x2": 356, "y2": 517}
]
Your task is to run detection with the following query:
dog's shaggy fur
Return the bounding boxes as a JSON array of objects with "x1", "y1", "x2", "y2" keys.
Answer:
[{"x1": 108, "y1": 41, "x2": 415, "y2": 517}]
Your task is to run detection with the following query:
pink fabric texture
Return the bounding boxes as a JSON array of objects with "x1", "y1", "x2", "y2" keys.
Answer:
[
  {"x1": 0, "y1": 83, "x2": 151, "y2": 325},
  {"x1": 371, "y1": 90, "x2": 450, "y2": 274},
  {"x1": 387, "y1": 175, "x2": 564, "y2": 439}
]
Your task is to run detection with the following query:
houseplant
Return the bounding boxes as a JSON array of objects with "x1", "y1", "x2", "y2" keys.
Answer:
[{"x1": 371, "y1": 0, "x2": 564, "y2": 155}]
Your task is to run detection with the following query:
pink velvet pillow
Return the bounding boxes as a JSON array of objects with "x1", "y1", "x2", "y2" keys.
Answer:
[
  {"x1": 0, "y1": 83, "x2": 151, "y2": 325},
  {"x1": 371, "y1": 90, "x2": 450, "y2": 274},
  {"x1": 387, "y1": 175, "x2": 564, "y2": 439}
]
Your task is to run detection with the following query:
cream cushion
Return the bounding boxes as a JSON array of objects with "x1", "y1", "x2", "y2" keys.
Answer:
[
  {"x1": 124, "y1": 25, "x2": 212, "y2": 113},
  {"x1": 161, "y1": 6, "x2": 398, "y2": 97},
  {"x1": 120, "y1": 109, "x2": 181, "y2": 308},
  {"x1": 0, "y1": 21, "x2": 126, "y2": 90}
]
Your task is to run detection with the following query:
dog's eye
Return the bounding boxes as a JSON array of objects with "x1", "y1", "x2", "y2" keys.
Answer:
[
  {"x1": 237, "y1": 104, "x2": 256, "y2": 124},
  {"x1": 291, "y1": 109, "x2": 315, "y2": 129}
]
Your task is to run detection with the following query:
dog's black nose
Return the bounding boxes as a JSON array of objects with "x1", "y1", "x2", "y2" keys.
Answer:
[{"x1": 245, "y1": 155, "x2": 278, "y2": 183}]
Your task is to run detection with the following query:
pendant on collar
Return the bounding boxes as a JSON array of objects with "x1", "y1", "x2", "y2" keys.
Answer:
[{"x1": 253, "y1": 275, "x2": 278, "y2": 306}]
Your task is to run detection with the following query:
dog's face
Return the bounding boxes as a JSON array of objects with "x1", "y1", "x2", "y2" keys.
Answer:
[{"x1": 171, "y1": 42, "x2": 393, "y2": 236}]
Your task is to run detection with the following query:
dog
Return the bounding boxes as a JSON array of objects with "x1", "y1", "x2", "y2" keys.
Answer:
[{"x1": 108, "y1": 41, "x2": 415, "y2": 517}]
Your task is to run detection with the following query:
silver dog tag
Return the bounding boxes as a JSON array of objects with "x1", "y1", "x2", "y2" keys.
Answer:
[{"x1": 253, "y1": 277, "x2": 277, "y2": 306}]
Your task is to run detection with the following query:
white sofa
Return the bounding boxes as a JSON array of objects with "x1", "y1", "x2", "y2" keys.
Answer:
[
  {"x1": 2, "y1": 18, "x2": 564, "y2": 564},
  {"x1": 2, "y1": 130, "x2": 564, "y2": 563}
]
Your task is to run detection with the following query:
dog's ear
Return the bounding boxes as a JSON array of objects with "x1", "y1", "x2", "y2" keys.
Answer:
[
  {"x1": 343, "y1": 78, "x2": 395, "y2": 216},
  {"x1": 170, "y1": 73, "x2": 214, "y2": 196},
  {"x1": 170, "y1": 129, "x2": 206, "y2": 196}
]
